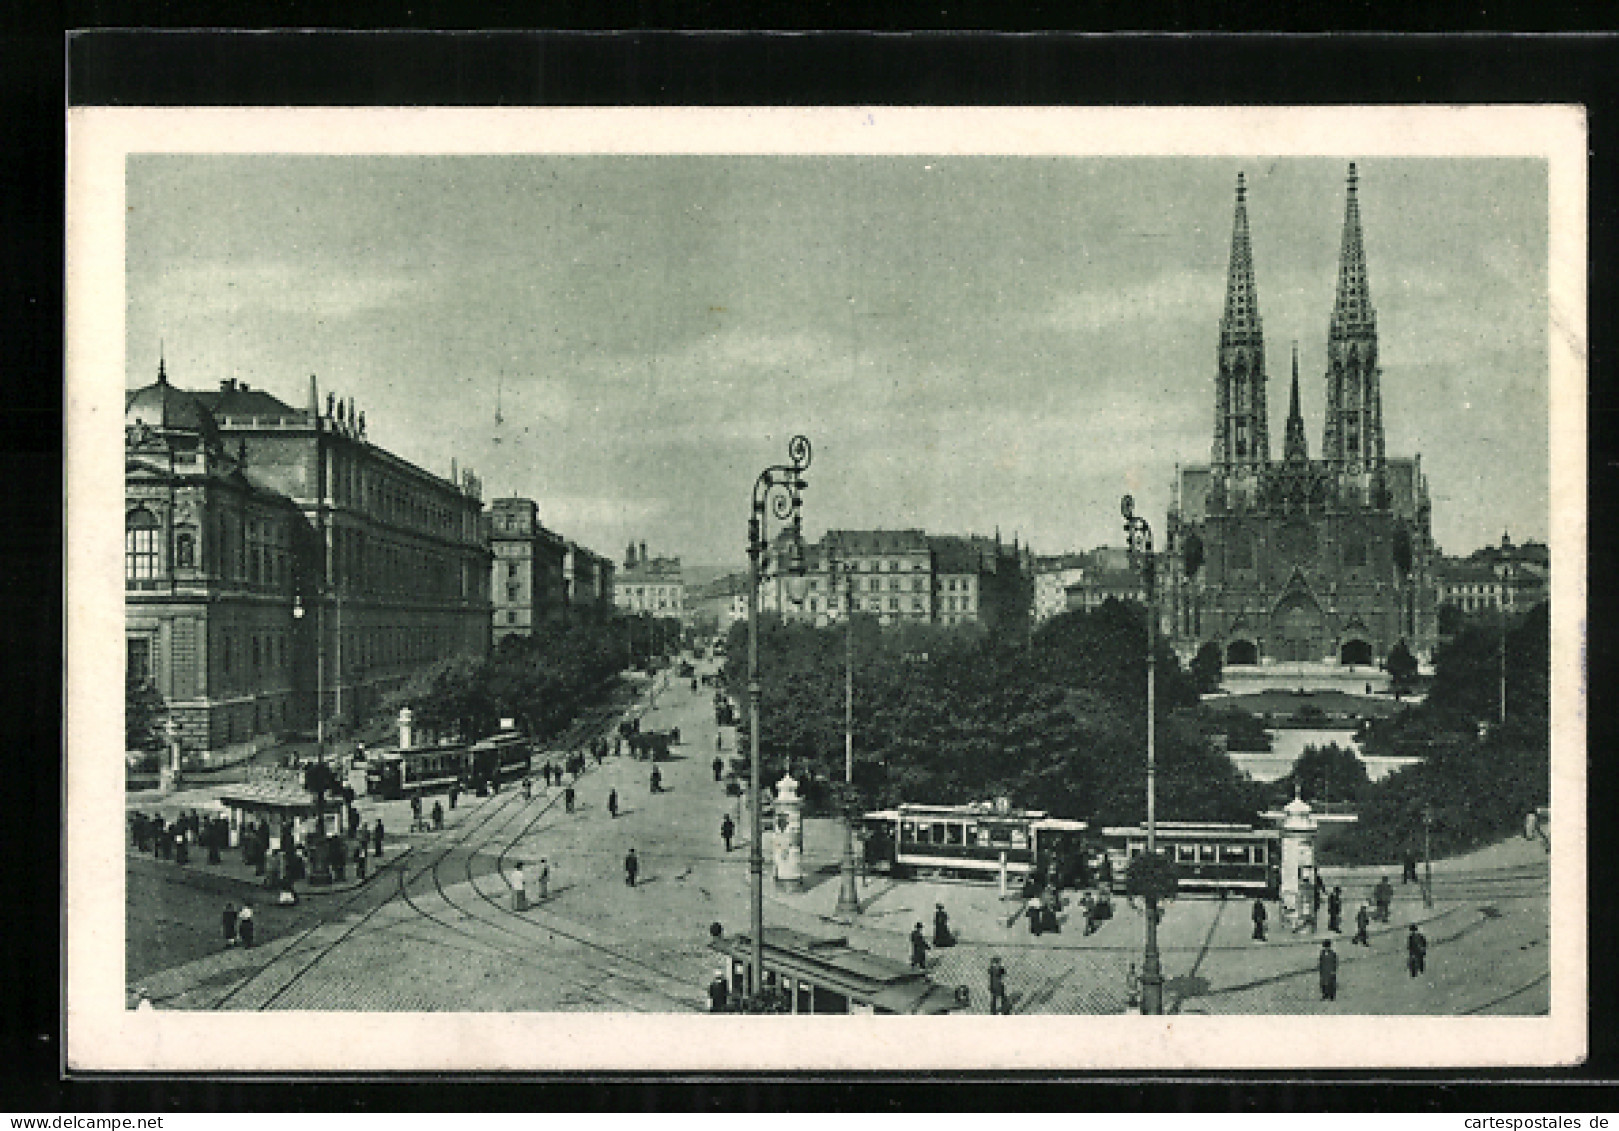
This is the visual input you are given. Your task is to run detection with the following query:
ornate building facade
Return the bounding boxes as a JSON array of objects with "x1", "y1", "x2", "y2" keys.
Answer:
[
  {"x1": 127, "y1": 365, "x2": 492, "y2": 760},
  {"x1": 1164, "y1": 166, "x2": 1439, "y2": 666}
]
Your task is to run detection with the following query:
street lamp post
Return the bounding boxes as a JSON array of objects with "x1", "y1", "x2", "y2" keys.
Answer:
[
  {"x1": 1422, "y1": 804, "x2": 1434, "y2": 909},
  {"x1": 745, "y1": 434, "x2": 813, "y2": 995},
  {"x1": 829, "y1": 555, "x2": 861, "y2": 916},
  {"x1": 1121, "y1": 494, "x2": 1163, "y2": 1016}
]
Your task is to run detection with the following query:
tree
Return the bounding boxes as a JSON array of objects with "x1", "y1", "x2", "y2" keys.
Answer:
[
  {"x1": 1385, "y1": 640, "x2": 1418, "y2": 696},
  {"x1": 1190, "y1": 641, "x2": 1223, "y2": 695},
  {"x1": 1281, "y1": 742, "x2": 1369, "y2": 807},
  {"x1": 126, "y1": 673, "x2": 168, "y2": 752}
]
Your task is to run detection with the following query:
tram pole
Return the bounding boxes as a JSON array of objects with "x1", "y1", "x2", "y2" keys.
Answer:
[{"x1": 1123, "y1": 494, "x2": 1164, "y2": 1016}]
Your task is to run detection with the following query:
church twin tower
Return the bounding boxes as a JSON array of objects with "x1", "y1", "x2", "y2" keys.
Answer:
[
  {"x1": 1168, "y1": 164, "x2": 1438, "y2": 669},
  {"x1": 1214, "y1": 164, "x2": 1383, "y2": 479}
]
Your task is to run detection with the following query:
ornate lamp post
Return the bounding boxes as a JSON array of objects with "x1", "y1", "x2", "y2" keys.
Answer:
[
  {"x1": 745, "y1": 434, "x2": 813, "y2": 994},
  {"x1": 827, "y1": 553, "x2": 862, "y2": 917},
  {"x1": 1121, "y1": 493, "x2": 1163, "y2": 1016}
]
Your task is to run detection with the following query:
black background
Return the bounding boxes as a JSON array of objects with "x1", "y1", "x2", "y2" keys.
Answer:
[{"x1": 5, "y1": 19, "x2": 1614, "y2": 1112}]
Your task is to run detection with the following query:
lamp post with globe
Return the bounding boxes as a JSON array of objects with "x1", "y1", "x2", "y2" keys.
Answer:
[
  {"x1": 1122, "y1": 493, "x2": 1164, "y2": 1016},
  {"x1": 743, "y1": 434, "x2": 813, "y2": 995}
]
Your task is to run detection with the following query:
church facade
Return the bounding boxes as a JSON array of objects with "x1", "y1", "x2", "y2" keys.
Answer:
[{"x1": 1164, "y1": 165, "x2": 1440, "y2": 667}]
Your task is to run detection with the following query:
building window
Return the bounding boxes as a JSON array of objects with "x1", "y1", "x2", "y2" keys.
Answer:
[
  {"x1": 128, "y1": 637, "x2": 151, "y2": 683},
  {"x1": 911, "y1": 598, "x2": 922, "y2": 611},
  {"x1": 508, "y1": 562, "x2": 518, "y2": 578},
  {"x1": 507, "y1": 611, "x2": 517, "y2": 625},
  {"x1": 507, "y1": 584, "x2": 519, "y2": 601},
  {"x1": 888, "y1": 598, "x2": 899, "y2": 611},
  {"x1": 125, "y1": 508, "x2": 160, "y2": 579}
]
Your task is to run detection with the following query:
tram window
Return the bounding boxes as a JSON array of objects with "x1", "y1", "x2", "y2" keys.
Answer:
[
  {"x1": 901, "y1": 821, "x2": 918, "y2": 843},
  {"x1": 986, "y1": 825, "x2": 1011, "y2": 845},
  {"x1": 1252, "y1": 843, "x2": 1267, "y2": 863},
  {"x1": 930, "y1": 823, "x2": 946, "y2": 844},
  {"x1": 1220, "y1": 845, "x2": 1251, "y2": 864},
  {"x1": 1176, "y1": 844, "x2": 1197, "y2": 863},
  {"x1": 1010, "y1": 830, "x2": 1028, "y2": 849},
  {"x1": 946, "y1": 823, "x2": 964, "y2": 846},
  {"x1": 1199, "y1": 844, "x2": 1218, "y2": 863}
]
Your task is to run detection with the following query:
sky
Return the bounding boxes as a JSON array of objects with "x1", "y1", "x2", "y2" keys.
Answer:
[{"x1": 126, "y1": 155, "x2": 1549, "y2": 568}]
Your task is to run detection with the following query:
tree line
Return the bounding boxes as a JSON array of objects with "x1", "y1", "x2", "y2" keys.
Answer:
[{"x1": 722, "y1": 600, "x2": 1268, "y2": 826}]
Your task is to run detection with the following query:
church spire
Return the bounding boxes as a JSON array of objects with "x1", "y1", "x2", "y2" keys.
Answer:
[
  {"x1": 1284, "y1": 341, "x2": 1309, "y2": 462},
  {"x1": 157, "y1": 342, "x2": 168, "y2": 385},
  {"x1": 1322, "y1": 162, "x2": 1384, "y2": 470},
  {"x1": 1213, "y1": 172, "x2": 1270, "y2": 471}
]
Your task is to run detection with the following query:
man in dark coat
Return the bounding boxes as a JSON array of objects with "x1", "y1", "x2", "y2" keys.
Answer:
[
  {"x1": 1407, "y1": 924, "x2": 1428, "y2": 977},
  {"x1": 720, "y1": 814, "x2": 735, "y2": 852},
  {"x1": 237, "y1": 904, "x2": 255, "y2": 948},
  {"x1": 910, "y1": 923, "x2": 930, "y2": 968},
  {"x1": 1251, "y1": 898, "x2": 1268, "y2": 942},
  {"x1": 708, "y1": 975, "x2": 728, "y2": 1013},
  {"x1": 373, "y1": 819, "x2": 384, "y2": 857},
  {"x1": 1374, "y1": 876, "x2": 1394, "y2": 922},
  {"x1": 222, "y1": 902, "x2": 238, "y2": 948},
  {"x1": 1353, "y1": 903, "x2": 1372, "y2": 946},
  {"x1": 933, "y1": 904, "x2": 955, "y2": 948},
  {"x1": 432, "y1": 800, "x2": 444, "y2": 830},
  {"x1": 624, "y1": 847, "x2": 639, "y2": 887},
  {"x1": 650, "y1": 766, "x2": 663, "y2": 793},
  {"x1": 1328, "y1": 886, "x2": 1344, "y2": 933},
  {"x1": 1402, "y1": 852, "x2": 1419, "y2": 884},
  {"x1": 713, "y1": 755, "x2": 725, "y2": 783},
  {"x1": 1318, "y1": 941, "x2": 1338, "y2": 1001},
  {"x1": 608, "y1": 789, "x2": 619, "y2": 819},
  {"x1": 564, "y1": 785, "x2": 576, "y2": 813},
  {"x1": 1312, "y1": 874, "x2": 1325, "y2": 925}
]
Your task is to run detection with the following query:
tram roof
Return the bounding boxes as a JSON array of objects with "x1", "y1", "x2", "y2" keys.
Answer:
[
  {"x1": 1101, "y1": 822, "x2": 1278, "y2": 839},
  {"x1": 865, "y1": 803, "x2": 1086, "y2": 829}
]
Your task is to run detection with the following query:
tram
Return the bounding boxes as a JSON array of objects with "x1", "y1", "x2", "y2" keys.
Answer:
[
  {"x1": 860, "y1": 802, "x2": 1088, "y2": 885},
  {"x1": 365, "y1": 729, "x2": 533, "y2": 800},
  {"x1": 1098, "y1": 822, "x2": 1281, "y2": 899}
]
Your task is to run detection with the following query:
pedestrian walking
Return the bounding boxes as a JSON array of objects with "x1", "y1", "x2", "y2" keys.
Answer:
[
  {"x1": 353, "y1": 841, "x2": 368, "y2": 881},
  {"x1": 1318, "y1": 940, "x2": 1338, "y2": 1001},
  {"x1": 1328, "y1": 886, "x2": 1344, "y2": 933},
  {"x1": 1407, "y1": 924, "x2": 1428, "y2": 977},
  {"x1": 1353, "y1": 903, "x2": 1371, "y2": 946},
  {"x1": 523, "y1": 776, "x2": 533, "y2": 801},
  {"x1": 608, "y1": 789, "x2": 619, "y2": 819},
  {"x1": 1027, "y1": 894, "x2": 1044, "y2": 936},
  {"x1": 910, "y1": 923, "x2": 930, "y2": 968},
  {"x1": 432, "y1": 800, "x2": 444, "y2": 830},
  {"x1": 237, "y1": 904, "x2": 255, "y2": 948},
  {"x1": 1312, "y1": 874, "x2": 1325, "y2": 925},
  {"x1": 1251, "y1": 897, "x2": 1268, "y2": 942},
  {"x1": 720, "y1": 813, "x2": 735, "y2": 852},
  {"x1": 373, "y1": 819, "x2": 385, "y2": 857},
  {"x1": 708, "y1": 974, "x2": 729, "y2": 1013},
  {"x1": 713, "y1": 755, "x2": 724, "y2": 782},
  {"x1": 650, "y1": 766, "x2": 663, "y2": 794},
  {"x1": 537, "y1": 859, "x2": 550, "y2": 902},
  {"x1": 625, "y1": 848, "x2": 639, "y2": 887},
  {"x1": 449, "y1": 783, "x2": 460, "y2": 810},
  {"x1": 987, "y1": 956, "x2": 1008, "y2": 1015},
  {"x1": 222, "y1": 902, "x2": 238, "y2": 948},
  {"x1": 1374, "y1": 876, "x2": 1394, "y2": 922},
  {"x1": 933, "y1": 903, "x2": 955, "y2": 948},
  {"x1": 564, "y1": 785, "x2": 576, "y2": 813},
  {"x1": 511, "y1": 862, "x2": 527, "y2": 911},
  {"x1": 410, "y1": 793, "x2": 423, "y2": 827},
  {"x1": 1402, "y1": 851, "x2": 1419, "y2": 884},
  {"x1": 594, "y1": 744, "x2": 605, "y2": 766}
]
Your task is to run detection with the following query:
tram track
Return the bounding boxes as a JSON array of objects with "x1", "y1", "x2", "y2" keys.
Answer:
[{"x1": 207, "y1": 701, "x2": 635, "y2": 1011}]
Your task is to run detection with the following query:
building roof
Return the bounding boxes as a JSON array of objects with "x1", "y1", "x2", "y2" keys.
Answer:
[
  {"x1": 193, "y1": 379, "x2": 304, "y2": 422},
  {"x1": 823, "y1": 529, "x2": 929, "y2": 557},
  {"x1": 1034, "y1": 553, "x2": 1089, "y2": 573},
  {"x1": 125, "y1": 363, "x2": 223, "y2": 449},
  {"x1": 620, "y1": 557, "x2": 682, "y2": 583}
]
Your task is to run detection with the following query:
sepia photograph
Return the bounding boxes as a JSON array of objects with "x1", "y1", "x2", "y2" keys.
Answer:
[{"x1": 65, "y1": 106, "x2": 1585, "y2": 1071}]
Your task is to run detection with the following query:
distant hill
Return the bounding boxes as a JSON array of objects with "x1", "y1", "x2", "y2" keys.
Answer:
[{"x1": 680, "y1": 563, "x2": 744, "y2": 591}]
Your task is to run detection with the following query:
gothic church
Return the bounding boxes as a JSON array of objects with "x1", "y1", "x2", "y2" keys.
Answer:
[{"x1": 1165, "y1": 165, "x2": 1439, "y2": 666}]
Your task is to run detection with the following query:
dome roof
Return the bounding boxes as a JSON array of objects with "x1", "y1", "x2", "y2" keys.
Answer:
[{"x1": 125, "y1": 360, "x2": 222, "y2": 449}]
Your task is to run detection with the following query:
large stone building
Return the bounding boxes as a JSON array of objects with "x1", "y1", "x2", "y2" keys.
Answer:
[
  {"x1": 1436, "y1": 532, "x2": 1549, "y2": 615},
  {"x1": 1163, "y1": 166, "x2": 1439, "y2": 667},
  {"x1": 126, "y1": 365, "x2": 491, "y2": 761},
  {"x1": 761, "y1": 527, "x2": 1031, "y2": 632},
  {"x1": 614, "y1": 541, "x2": 684, "y2": 618},
  {"x1": 487, "y1": 497, "x2": 617, "y2": 643}
]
